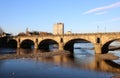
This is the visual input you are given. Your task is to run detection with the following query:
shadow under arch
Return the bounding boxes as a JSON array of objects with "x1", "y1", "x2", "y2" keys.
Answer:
[
  {"x1": 38, "y1": 39, "x2": 58, "y2": 52},
  {"x1": 7, "y1": 39, "x2": 17, "y2": 48},
  {"x1": 0, "y1": 37, "x2": 8, "y2": 47},
  {"x1": 102, "y1": 39, "x2": 120, "y2": 54},
  {"x1": 20, "y1": 39, "x2": 34, "y2": 49},
  {"x1": 64, "y1": 38, "x2": 94, "y2": 53}
]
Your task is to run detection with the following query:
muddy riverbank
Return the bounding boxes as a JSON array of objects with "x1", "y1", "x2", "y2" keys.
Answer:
[
  {"x1": 0, "y1": 50, "x2": 120, "y2": 61},
  {"x1": 96, "y1": 53, "x2": 120, "y2": 60},
  {"x1": 0, "y1": 50, "x2": 70, "y2": 60}
]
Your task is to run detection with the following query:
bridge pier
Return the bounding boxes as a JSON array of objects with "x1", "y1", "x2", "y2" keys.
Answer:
[
  {"x1": 16, "y1": 48, "x2": 20, "y2": 55},
  {"x1": 59, "y1": 43, "x2": 64, "y2": 50},
  {"x1": 17, "y1": 42, "x2": 20, "y2": 48},
  {"x1": 16, "y1": 38, "x2": 21, "y2": 48},
  {"x1": 94, "y1": 43, "x2": 102, "y2": 54},
  {"x1": 34, "y1": 42, "x2": 38, "y2": 49}
]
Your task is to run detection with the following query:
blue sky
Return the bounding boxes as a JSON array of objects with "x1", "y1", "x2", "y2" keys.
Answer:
[{"x1": 0, "y1": 0, "x2": 120, "y2": 35}]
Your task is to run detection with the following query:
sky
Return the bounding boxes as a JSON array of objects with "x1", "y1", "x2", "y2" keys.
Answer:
[{"x1": 0, "y1": 0, "x2": 120, "y2": 35}]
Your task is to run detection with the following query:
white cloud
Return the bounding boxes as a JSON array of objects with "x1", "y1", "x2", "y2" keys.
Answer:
[
  {"x1": 83, "y1": 2, "x2": 120, "y2": 14},
  {"x1": 95, "y1": 11, "x2": 107, "y2": 15},
  {"x1": 91, "y1": 17, "x2": 120, "y2": 25},
  {"x1": 111, "y1": 17, "x2": 120, "y2": 22}
]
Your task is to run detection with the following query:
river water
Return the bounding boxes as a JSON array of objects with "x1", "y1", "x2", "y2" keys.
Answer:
[{"x1": 0, "y1": 43, "x2": 120, "y2": 78}]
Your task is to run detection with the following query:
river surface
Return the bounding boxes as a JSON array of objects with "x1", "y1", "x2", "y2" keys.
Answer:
[{"x1": 0, "y1": 43, "x2": 120, "y2": 78}]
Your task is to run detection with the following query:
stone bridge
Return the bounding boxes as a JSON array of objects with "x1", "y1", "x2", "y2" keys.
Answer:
[{"x1": 10, "y1": 32, "x2": 120, "y2": 54}]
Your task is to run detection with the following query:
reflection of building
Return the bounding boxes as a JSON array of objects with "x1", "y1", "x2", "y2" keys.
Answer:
[{"x1": 53, "y1": 23, "x2": 64, "y2": 35}]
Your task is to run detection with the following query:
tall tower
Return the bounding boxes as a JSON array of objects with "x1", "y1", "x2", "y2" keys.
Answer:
[{"x1": 53, "y1": 23, "x2": 64, "y2": 35}]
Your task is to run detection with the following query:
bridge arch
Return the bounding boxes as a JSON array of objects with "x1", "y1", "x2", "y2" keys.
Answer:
[
  {"x1": 102, "y1": 38, "x2": 120, "y2": 54},
  {"x1": 64, "y1": 38, "x2": 94, "y2": 53},
  {"x1": 38, "y1": 39, "x2": 58, "y2": 51},
  {"x1": 0, "y1": 37, "x2": 8, "y2": 47},
  {"x1": 7, "y1": 39, "x2": 17, "y2": 48},
  {"x1": 20, "y1": 39, "x2": 34, "y2": 49}
]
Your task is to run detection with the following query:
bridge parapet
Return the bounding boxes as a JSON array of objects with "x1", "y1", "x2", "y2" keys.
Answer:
[{"x1": 13, "y1": 32, "x2": 120, "y2": 37}]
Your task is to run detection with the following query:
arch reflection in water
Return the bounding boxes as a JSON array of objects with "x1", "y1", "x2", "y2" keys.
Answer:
[
  {"x1": 35, "y1": 54, "x2": 120, "y2": 73},
  {"x1": 1, "y1": 47, "x2": 120, "y2": 78},
  {"x1": 16, "y1": 48, "x2": 38, "y2": 55}
]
